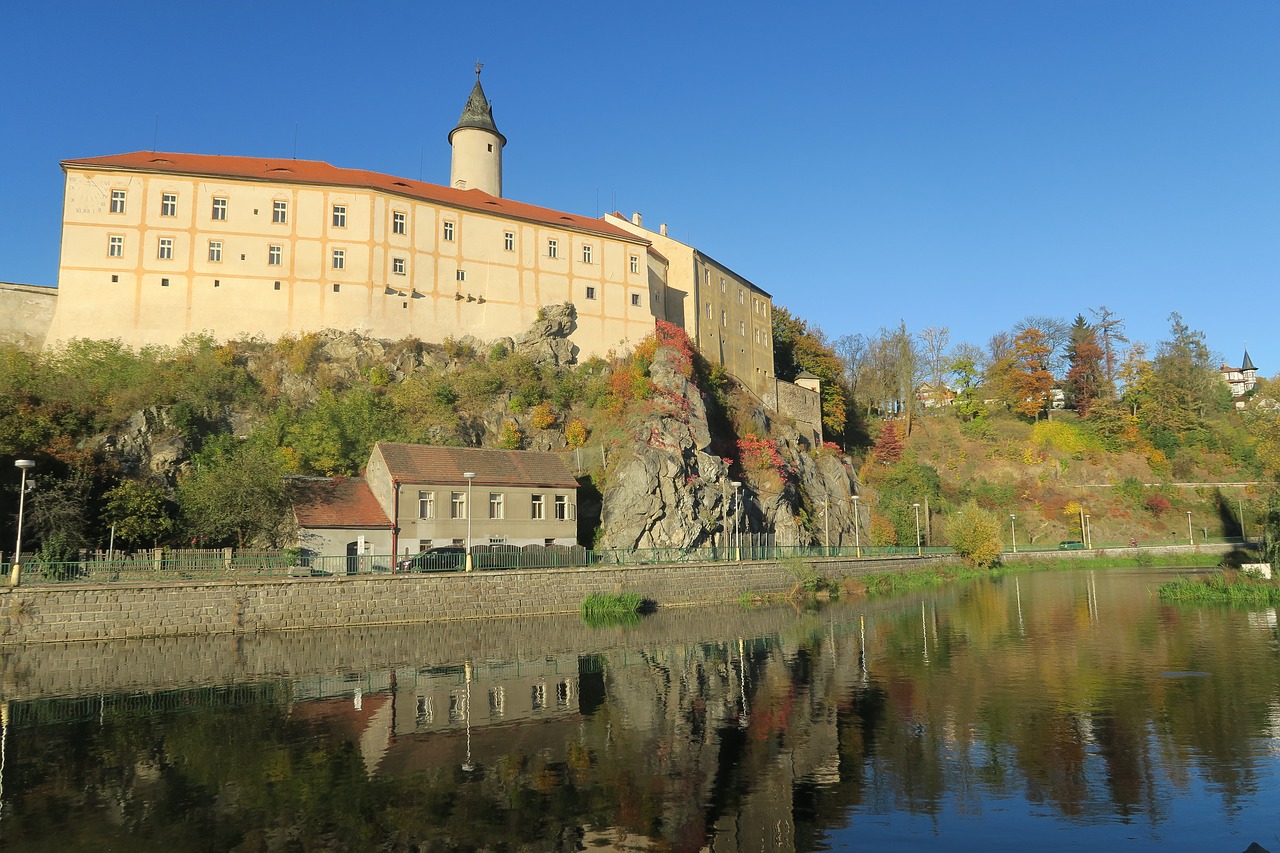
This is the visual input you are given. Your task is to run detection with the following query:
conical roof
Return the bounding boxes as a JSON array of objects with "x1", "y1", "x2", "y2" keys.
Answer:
[
  {"x1": 1242, "y1": 348, "x2": 1256, "y2": 371},
  {"x1": 449, "y1": 74, "x2": 506, "y2": 146}
]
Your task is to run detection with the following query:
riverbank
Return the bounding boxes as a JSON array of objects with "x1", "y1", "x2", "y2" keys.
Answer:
[{"x1": 0, "y1": 545, "x2": 1240, "y2": 645}]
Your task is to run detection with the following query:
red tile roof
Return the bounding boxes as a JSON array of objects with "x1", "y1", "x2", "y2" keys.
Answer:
[
  {"x1": 374, "y1": 443, "x2": 579, "y2": 489},
  {"x1": 63, "y1": 151, "x2": 648, "y2": 245},
  {"x1": 289, "y1": 476, "x2": 392, "y2": 529}
]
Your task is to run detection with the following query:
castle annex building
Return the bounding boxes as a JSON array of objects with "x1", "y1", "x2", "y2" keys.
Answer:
[{"x1": 46, "y1": 71, "x2": 777, "y2": 399}]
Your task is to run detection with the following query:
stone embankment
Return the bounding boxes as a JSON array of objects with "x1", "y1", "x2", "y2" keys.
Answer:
[{"x1": 0, "y1": 544, "x2": 1234, "y2": 647}]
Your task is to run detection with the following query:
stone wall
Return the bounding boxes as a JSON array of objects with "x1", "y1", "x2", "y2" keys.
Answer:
[
  {"x1": 0, "y1": 555, "x2": 935, "y2": 646},
  {"x1": 0, "y1": 282, "x2": 56, "y2": 349},
  {"x1": 763, "y1": 377, "x2": 822, "y2": 447}
]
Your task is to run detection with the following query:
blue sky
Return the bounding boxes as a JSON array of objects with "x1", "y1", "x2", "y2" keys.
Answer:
[{"x1": 3, "y1": 0, "x2": 1276, "y2": 375}]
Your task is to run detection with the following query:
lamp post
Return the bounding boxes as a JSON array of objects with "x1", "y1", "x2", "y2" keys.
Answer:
[
  {"x1": 11, "y1": 459, "x2": 34, "y2": 587},
  {"x1": 851, "y1": 494, "x2": 861, "y2": 558},
  {"x1": 912, "y1": 502, "x2": 922, "y2": 556},
  {"x1": 1186, "y1": 511, "x2": 1193, "y2": 547},
  {"x1": 822, "y1": 500, "x2": 829, "y2": 557},
  {"x1": 730, "y1": 481, "x2": 742, "y2": 560},
  {"x1": 1010, "y1": 513, "x2": 1017, "y2": 554},
  {"x1": 1085, "y1": 514, "x2": 1091, "y2": 549},
  {"x1": 463, "y1": 471, "x2": 476, "y2": 571}
]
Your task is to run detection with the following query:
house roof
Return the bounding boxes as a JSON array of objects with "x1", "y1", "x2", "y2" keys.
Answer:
[
  {"x1": 62, "y1": 151, "x2": 646, "y2": 245},
  {"x1": 449, "y1": 75, "x2": 505, "y2": 145},
  {"x1": 374, "y1": 442, "x2": 579, "y2": 489},
  {"x1": 1242, "y1": 348, "x2": 1256, "y2": 372},
  {"x1": 289, "y1": 476, "x2": 392, "y2": 529}
]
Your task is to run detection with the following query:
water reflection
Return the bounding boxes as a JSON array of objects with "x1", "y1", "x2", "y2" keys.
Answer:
[{"x1": 0, "y1": 567, "x2": 1277, "y2": 851}]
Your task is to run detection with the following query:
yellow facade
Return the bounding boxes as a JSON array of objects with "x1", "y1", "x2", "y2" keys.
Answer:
[
  {"x1": 606, "y1": 214, "x2": 775, "y2": 399},
  {"x1": 49, "y1": 164, "x2": 661, "y2": 358}
]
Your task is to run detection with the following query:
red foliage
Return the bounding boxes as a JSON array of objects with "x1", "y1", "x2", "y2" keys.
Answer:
[
  {"x1": 1145, "y1": 494, "x2": 1172, "y2": 515},
  {"x1": 736, "y1": 434, "x2": 794, "y2": 483},
  {"x1": 873, "y1": 421, "x2": 904, "y2": 465}
]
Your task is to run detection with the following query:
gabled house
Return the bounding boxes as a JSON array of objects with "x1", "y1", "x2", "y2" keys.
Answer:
[
  {"x1": 363, "y1": 442, "x2": 579, "y2": 560},
  {"x1": 1221, "y1": 349, "x2": 1258, "y2": 409},
  {"x1": 289, "y1": 475, "x2": 394, "y2": 569}
]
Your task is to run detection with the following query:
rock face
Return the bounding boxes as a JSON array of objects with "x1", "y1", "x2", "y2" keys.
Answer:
[
  {"x1": 515, "y1": 303, "x2": 578, "y2": 367},
  {"x1": 93, "y1": 408, "x2": 191, "y2": 484},
  {"x1": 598, "y1": 347, "x2": 862, "y2": 551}
]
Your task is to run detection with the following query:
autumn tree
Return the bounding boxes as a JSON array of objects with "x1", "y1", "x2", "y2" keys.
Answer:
[
  {"x1": 1008, "y1": 328, "x2": 1054, "y2": 419},
  {"x1": 1062, "y1": 315, "x2": 1106, "y2": 416},
  {"x1": 946, "y1": 502, "x2": 1003, "y2": 568},
  {"x1": 1088, "y1": 305, "x2": 1128, "y2": 392},
  {"x1": 771, "y1": 306, "x2": 849, "y2": 441},
  {"x1": 872, "y1": 420, "x2": 904, "y2": 465}
]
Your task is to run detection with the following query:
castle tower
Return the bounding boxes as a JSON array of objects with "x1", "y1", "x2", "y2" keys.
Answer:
[{"x1": 448, "y1": 64, "x2": 505, "y2": 196}]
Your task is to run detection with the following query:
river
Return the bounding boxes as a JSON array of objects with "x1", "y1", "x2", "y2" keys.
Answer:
[{"x1": 0, "y1": 565, "x2": 1276, "y2": 851}]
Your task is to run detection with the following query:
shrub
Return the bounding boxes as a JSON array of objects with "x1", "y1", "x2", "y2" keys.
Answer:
[
  {"x1": 497, "y1": 421, "x2": 524, "y2": 450},
  {"x1": 1145, "y1": 494, "x2": 1172, "y2": 515},
  {"x1": 530, "y1": 402, "x2": 557, "y2": 430},
  {"x1": 565, "y1": 419, "x2": 588, "y2": 449},
  {"x1": 946, "y1": 502, "x2": 1003, "y2": 568}
]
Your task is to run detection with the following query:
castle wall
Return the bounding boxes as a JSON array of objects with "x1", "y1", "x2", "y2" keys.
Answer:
[
  {"x1": 764, "y1": 377, "x2": 823, "y2": 447},
  {"x1": 47, "y1": 168, "x2": 659, "y2": 358},
  {"x1": 0, "y1": 282, "x2": 57, "y2": 350}
]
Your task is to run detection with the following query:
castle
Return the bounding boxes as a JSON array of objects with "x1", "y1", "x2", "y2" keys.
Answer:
[{"x1": 43, "y1": 69, "x2": 781, "y2": 401}]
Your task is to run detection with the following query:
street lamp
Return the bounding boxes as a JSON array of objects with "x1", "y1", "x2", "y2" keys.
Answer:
[
  {"x1": 1084, "y1": 514, "x2": 1091, "y2": 549},
  {"x1": 463, "y1": 471, "x2": 476, "y2": 571},
  {"x1": 730, "y1": 481, "x2": 742, "y2": 560},
  {"x1": 822, "y1": 499, "x2": 829, "y2": 557},
  {"x1": 11, "y1": 459, "x2": 34, "y2": 587},
  {"x1": 1186, "y1": 511, "x2": 1193, "y2": 547},
  {"x1": 851, "y1": 494, "x2": 861, "y2": 558},
  {"x1": 912, "y1": 502, "x2": 922, "y2": 556},
  {"x1": 1010, "y1": 513, "x2": 1017, "y2": 553}
]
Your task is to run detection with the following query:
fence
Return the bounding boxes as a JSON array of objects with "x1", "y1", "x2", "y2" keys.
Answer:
[{"x1": 2, "y1": 535, "x2": 1254, "y2": 588}]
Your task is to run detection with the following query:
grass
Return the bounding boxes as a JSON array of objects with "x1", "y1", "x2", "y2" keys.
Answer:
[
  {"x1": 580, "y1": 592, "x2": 646, "y2": 626},
  {"x1": 1157, "y1": 571, "x2": 1280, "y2": 605},
  {"x1": 856, "y1": 551, "x2": 1226, "y2": 599}
]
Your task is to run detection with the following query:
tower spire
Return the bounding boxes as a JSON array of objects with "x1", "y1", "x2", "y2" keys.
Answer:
[{"x1": 448, "y1": 66, "x2": 506, "y2": 196}]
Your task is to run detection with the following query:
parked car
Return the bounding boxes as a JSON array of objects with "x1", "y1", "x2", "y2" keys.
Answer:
[
  {"x1": 1058, "y1": 540, "x2": 1085, "y2": 550},
  {"x1": 396, "y1": 547, "x2": 466, "y2": 572}
]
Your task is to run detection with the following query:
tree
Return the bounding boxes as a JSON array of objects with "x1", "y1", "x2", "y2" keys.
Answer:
[
  {"x1": 872, "y1": 420, "x2": 904, "y2": 465},
  {"x1": 917, "y1": 326, "x2": 951, "y2": 406},
  {"x1": 770, "y1": 306, "x2": 850, "y2": 441},
  {"x1": 1151, "y1": 312, "x2": 1222, "y2": 422},
  {"x1": 949, "y1": 355, "x2": 985, "y2": 421},
  {"x1": 1013, "y1": 315, "x2": 1069, "y2": 376},
  {"x1": 1063, "y1": 315, "x2": 1106, "y2": 416},
  {"x1": 102, "y1": 480, "x2": 175, "y2": 549},
  {"x1": 1008, "y1": 328, "x2": 1054, "y2": 419},
  {"x1": 177, "y1": 439, "x2": 293, "y2": 548},
  {"x1": 946, "y1": 502, "x2": 1003, "y2": 568},
  {"x1": 1088, "y1": 305, "x2": 1128, "y2": 393}
]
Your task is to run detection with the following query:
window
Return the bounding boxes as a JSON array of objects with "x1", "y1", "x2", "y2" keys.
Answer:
[
  {"x1": 108, "y1": 235, "x2": 123, "y2": 258},
  {"x1": 585, "y1": 286, "x2": 596, "y2": 300},
  {"x1": 532, "y1": 683, "x2": 547, "y2": 711},
  {"x1": 208, "y1": 240, "x2": 222, "y2": 262},
  {"x1": 448, "y1": 690, "x2": 467, "y2": 722},
  {"x1": 392, "y1": 211, "x2": 406, "y2": 235},
  {"x1": 272, "y1": 200, "x2": 288, "y2": 224},
  {"x1": 488, "y1": 536, "x2": 506, "y2": 546},
  {"x1": 720, "y1": 277, "x2": 726, "y2": 293},
  {"x1": 739, "y1": 290, "x2": 745, "y2": 304},
  {"x1": 332, "y1": 249, "x2": 345, "y2": 270},
  {"x1": 557, "y1": 679, "x2": 572, "y2": 708},
  {"x1": 547, "y1": 238, "x2": 558, "y2": 258},
  {"x1": 160, "y1": 278, "x2": 170, "y2": 287},
  {"x1": 212, "y1": 197, "x2": 227, "y2": 221},
  {"x1": 393, "y1": 257, "x2": 405, "y2": 275},
  {"x1": 456, "y1": 269, "x2": 466, "y2": 282},
  {"x1": 554, "y1": 494, "x2": 573, "y2": 520},
  {"x1": 110, "y1": 189, "x2": 126, "y2": 214},
  {"x1": 631, "y1": 293, "x2": 641, "y2": 307},
  {"x1": 442, "y1": 220, "x2": 454, "y2": 241},
  {"x1": 451, "y1": 491, "x2": 466, "y2": 519},
  {"x1": 160, "y1": 193, "x2": 177, "y2": 217},
  {"x1": 630, "y1": 255, "x2": 639, "y2": 274},
  {"x1": 273, "y1": 281, "x2": 281, "y2": 290},
  {"x1": 489, "y1": 687, "x2": 505, "y2": 717},
  {"x1": 418, "y1": 490, "x2": 435, "y2": 519},
  {"x1": 489, "y1": 493, "x2": 504, "y2": 519},
  {"x1": 332, "y1": 204, "x2": 346, "y2": 227},
  {"x1": 503, "y1": 231, "x2": 514, "y2": 251},
  {"x1": 582, "y1": 244, "x2": 593, "y2": 264},
  {"x1": 704, "y1": 269, "x2": 709, "y2": 286},
  {"x1": 531, "y1": 494, "x2": 544, "y2": 519},
  {"x1": 157, "y1": 237, "x2": 174, "y2": 260},
  {"x1": 706, "y1": 302, "x2": 712, "y2": 319},
  {"x1": 739, "y1": 320, "x2": 746, "y2": 336},
  {"x1": 268, "y1": 244, "x2": 282, "y2": 266},
  {"x1": 755, "y1": 328, "x2": 761, "y2": 343},
  {"x1": 721, "y1": 310, "x2": 727, "y2": 327},
  {"x1": 332, "y1": 283, "x2": 340, "y2": 292}
]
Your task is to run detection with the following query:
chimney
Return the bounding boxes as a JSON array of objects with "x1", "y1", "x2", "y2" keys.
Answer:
[
  {"x1": 659, "y1": 223, "x2": 668, "y2": 236},
  {"x1": 631, "y1": 212, "x2": 642, "y2": 227}
]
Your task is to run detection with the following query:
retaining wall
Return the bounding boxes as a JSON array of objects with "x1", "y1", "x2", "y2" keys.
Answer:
[{"x1": 0, "y1": 556, "x2": 940, "y2": 646}]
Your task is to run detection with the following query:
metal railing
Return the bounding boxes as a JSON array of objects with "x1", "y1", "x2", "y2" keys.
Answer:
[{"x1": 2, "y1": 536, "x2": 1250, "y2": 587}]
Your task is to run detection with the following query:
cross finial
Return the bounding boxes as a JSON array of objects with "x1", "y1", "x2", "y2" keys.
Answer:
[{"x1": 474, "y1": 61, "x2": 484, "y2": 77}]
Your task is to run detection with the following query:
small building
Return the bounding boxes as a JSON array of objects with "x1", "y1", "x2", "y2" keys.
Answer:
[
  {"x1": 1220, "y1": 349, "x2": 1258, "y2": 408},
  {"x1": 289, "y1": 475, "x2": 394, "y2": 569},
  {"x1": 363, "y1": 442, "x2": 579, "y2": 559}
]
